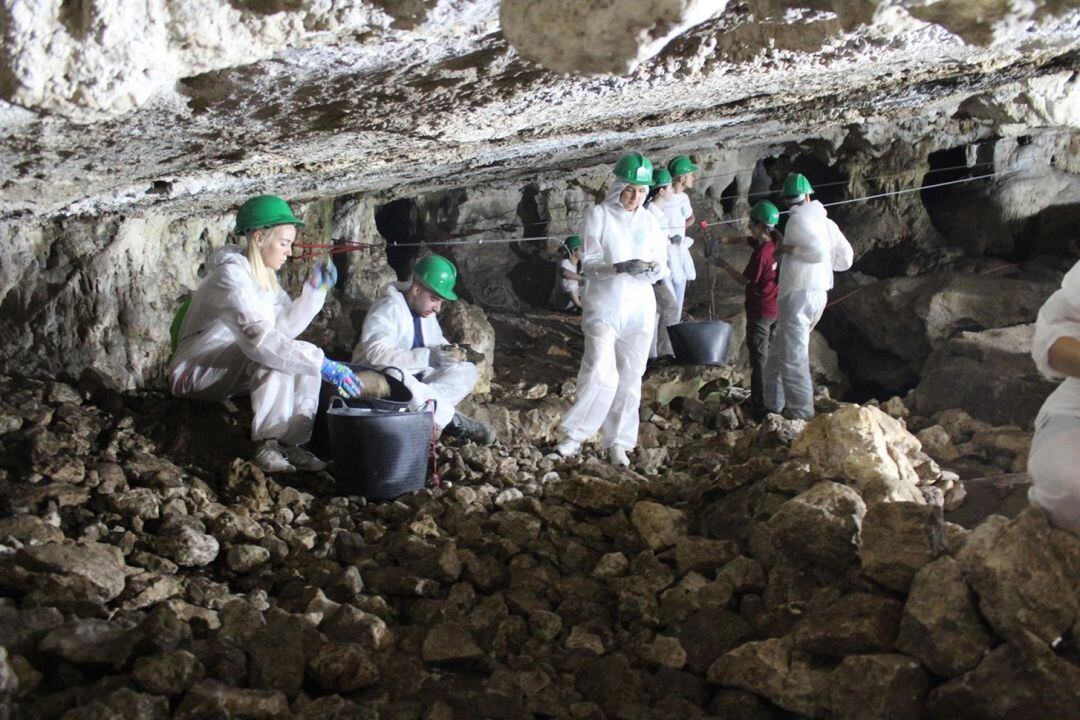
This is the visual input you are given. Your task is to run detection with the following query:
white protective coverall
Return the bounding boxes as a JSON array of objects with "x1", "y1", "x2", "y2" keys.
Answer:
[
  {"x1": 352, "y1": 282, "x2": 478, "y2": 430},
  {"x1": 764, "y1": 199, "x2": 852, "y2": 418},
  {"x1": 169, "y1": 245, "x2": 326, "y2": 445},
  {"x1": 648, "y1": 199, "x2": 682, "y2": 357},
  {"x1": 1028, "y1": 260, "x2": 1080, "y2": 534},
  {"x1": 559, "y1": 180, "x2": 671, "y2": 450},
  {"x1": 668, "y1": 191, "x2": 698, "y2": 320}
]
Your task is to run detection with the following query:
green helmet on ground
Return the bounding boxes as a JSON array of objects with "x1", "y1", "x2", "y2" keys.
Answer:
[
  {"x1": 234, "y1": 195, "x2": 305, "y2": 235},
  {"x1": 651, "y1": 168, "x2": 672, "y2": 187},
  {"x1": 750, "y1": 200, "x2": 780, "y2": 227},
  {"x1": 613, "y1": 152, "x2": 654, "y2": 185},
  {"x1": 413, "y1": 254, "x2": 458, "y2": 301},
  {"x1": 782, "y1": 173, "x2": 813, "y2": 197},
  {"x1": 667, "y1": 155, "x2": 698, "y2": 177},
  {"x1": 564, "y1": 235, "x2": 583, "y2": 250}
]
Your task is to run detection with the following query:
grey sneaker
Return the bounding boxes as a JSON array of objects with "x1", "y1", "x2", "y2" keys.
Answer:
[
  {"x1": 445, "y1": 413, "x2": 496, "y2": 445},
  {"x1": 286, "y1": 445, "x2": 328, "y2": 472},
  {"x1": 254, "y1": 441, "x2": 295, "y2": 474}
]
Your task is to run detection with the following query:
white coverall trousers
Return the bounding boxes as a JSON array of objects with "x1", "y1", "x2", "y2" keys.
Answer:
[
  {"x1": 672, "y1": 278, "x2": 688, "y2": 322},
  {"x1": 764, "y1": 289, "x2": 828, "y2": 419},
  {"x1": 1028, "y1": 414, "x2": 1080, "y2": 534},
  {"x1": 651, "y1": 281, "x2": 680, "y2": 357},
  {"x1": 170, "y1": 344, "x2": 320, "y2": 446},
  {"x1": 560, "y1": 320, "x2": 654, "y2": 450},
  {"x1": 400, "y1": 362, "x2": 479, "y2": 430}
]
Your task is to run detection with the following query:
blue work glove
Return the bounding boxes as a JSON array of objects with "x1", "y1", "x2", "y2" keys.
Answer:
[
  {"x1": 309, "y1": 260, "x2": 339, "y2": 291},
  {"x1": 320, "y1": 359, "x2": 363, "y2": 399}
]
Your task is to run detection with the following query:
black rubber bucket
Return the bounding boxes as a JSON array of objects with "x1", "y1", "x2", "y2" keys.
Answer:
[
  {"x1": 312, "y1": 365, "x2": 412, "y2": 456},
  {"x1": 326, "y1": 397, "x2": 434, "y2": 500},
  {"x1": 668, "y1": 320, "x2": 733, "y2": 366}
]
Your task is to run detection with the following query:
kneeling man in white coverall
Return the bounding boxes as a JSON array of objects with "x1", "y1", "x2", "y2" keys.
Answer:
[
  {"x1": 353, "y1": 254, "x2": 496, "y2": 445},
  {"x1": 764, "y1": 172, "x2": 853, "y2": 420}
]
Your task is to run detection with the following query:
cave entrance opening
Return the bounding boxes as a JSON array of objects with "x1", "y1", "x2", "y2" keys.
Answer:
[{"x1": 374, "y1": 198, "x2": 423, "y2": 281}]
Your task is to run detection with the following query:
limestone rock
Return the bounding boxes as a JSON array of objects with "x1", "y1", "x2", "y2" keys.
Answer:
[
  {"x1": 439, "y1": 298, "x2": 496, "y2": 395},
  {"x1": 226, "y1": 544, "x2": 271, "y2": 574},
  {"x1": 61, "y1": 687, "x2": 170, "y2": 720},
  {"x1": 829, "y1": 654, "x2": 930, "y2": 720},
  {"x1": 155, "y1": 520, "x2": 220, "y2": 568},
  {"x1": 0, "y1": 515, "x2": 65, "y2": 545},
  {"x1": 39, "y1": 618, "x2": 129, "y2": 666},
  {"x1": 422, "y1": 623, "x2": 483, "y2": 663},
  {"x1": 177, "y1": 679, "x2": 290, "y2": 719},
  {"x1": 860, "y1": 501, "x2": 948, "y2": 592},
  {"x1": 308, "y1": 643, "x2": 380, "y2": 693},
  {"x1": 957, "y1": 508, "x2": 1079, "y2": 645},
  {"x1": 791, "y1": 405, "x2": 927, "y2": 503},
  {"x1": 674, "y1": 536, "x2": 740, "y2": 575},
  {"x1": 545, "y1": 474, "x2": 639, "y2": 514},
  {"x1": 708, "y1": 636, "x2": 829, "y2": 718},
  {"x1": 133, "y1": 650, "x2": 205, "y2": 696},
  {"x1": 574, "y1": 654, "x2": 647, "y2": 717},
  {"x1": 677, "y1": 608, "x2": 754, "y2": 674},
  {"x1": 759, "y1": 482, "x2": 866, "y2": 571},
  {"x1": 630, "y1": 501, "x2": 687, "y2": 550},
  {"x1": 896, "y1": 557, "x2": 993, "y2": 678},
  {"x1": 0, "y1": 541, "x2": 127, "y2": 604},
  {"x1": 792, "y1": 593, "x2": 902, "y2": 657}
]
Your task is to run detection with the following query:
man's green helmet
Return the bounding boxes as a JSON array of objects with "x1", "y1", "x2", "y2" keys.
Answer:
[
  {"x1": 651, "y1": 168, "x2": 672, "y2": 187},
  {"x1": 413, "y1": 254, "x2": 458, "y2": 301},
  {"x1": 234, "y1": 195, "x2": 305, "y2": 235},
  {"x1": 613, "y1": 152, "x2": 654, "y2": 185},
  {"x1": 750, "y1": 200, "x2": 780, "y2": 227},
  {"x1": 782, "y1": 173, "x2": 813, "y2": 198},
  {"x1": 564, "y1": 235, "x2": 583, "y2": 250},
  {"x1": 667, "y1": 155, "x2": 698, "y2": 177}
]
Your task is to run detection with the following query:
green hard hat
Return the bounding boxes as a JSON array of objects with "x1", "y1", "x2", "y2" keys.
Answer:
[
  {"x1": 750, "y1": 200, "x2": 780, "y2": 227},
  {"x1": 782, "y1": 173, "x2": 813, "y2": 197},
  {"x1": 667, "y1": 155, "x2": 698, "y2": 177},
  {"x1": 613, "y1": 152, "x2": 654, "y2": 185},
  {"x1": 234, "y1": 195, "x2": 305, "y2": 235},
  {"x1": 651, "y1": 168, "x2": 672, "y2": 187},
  {"x1": 564, "y1": 235, "x2": 582, "y2": 250},
  {"x1": 413, "y1": 254, "x2": 458, "y2": 301}
]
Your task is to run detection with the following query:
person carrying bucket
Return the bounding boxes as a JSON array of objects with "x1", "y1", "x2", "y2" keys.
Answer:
[
  {"x1": 169, "y1": 194, "x2": 364, "y2": 474},
  {"x1": 353, "y1": 254, "x2": 496, "y2": 445},
  {"x1": 645, "y1": 167, "x2": 681, "y2": 361},
  {"x1": 551, "y1": 235, "x2": 585, "y2": 313},
  {"x1": 556, "y1": 152, "x2": 671, "y2": 467},
  {"x1": 763, "y1": 173, "x2": 853, "y2": 420},
  {"x1": 706, "y1": 200, "x2": 782, "y2": 421}
]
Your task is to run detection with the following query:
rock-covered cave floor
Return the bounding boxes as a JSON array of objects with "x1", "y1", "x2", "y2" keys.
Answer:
[{"x1": 0, "y1": 313, "x2": 1075, "y2": 719}]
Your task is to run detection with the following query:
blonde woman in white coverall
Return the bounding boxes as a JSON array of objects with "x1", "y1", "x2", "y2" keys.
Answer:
[
  {"x1": 557, "y1": 153, "x2": 671, "y2": 467},
  {"x1": 169, "y1": 195, "x2": 363, "y2": 474},
  {"x1": 353, "y1": 254, "x2": 496, "y2": 445},
  {"x1": 1028, "y1": 260, "x2": 1080, "y2": 534},
  {"x1": 764, "y1": 173, "x2": 852, "y2": 420}
]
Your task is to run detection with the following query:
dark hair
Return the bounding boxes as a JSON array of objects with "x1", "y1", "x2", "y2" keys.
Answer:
[{"x1": 644, "y1": 184, "x2": 666, "y2": 207}]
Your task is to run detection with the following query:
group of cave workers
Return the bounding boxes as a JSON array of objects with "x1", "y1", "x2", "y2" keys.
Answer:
[
  {"x1": 168, "y1": 195, "x2": 494, "y2": 475},
  {"x1": 166, "y1": 153, "x2": 854, "y2": 475}
]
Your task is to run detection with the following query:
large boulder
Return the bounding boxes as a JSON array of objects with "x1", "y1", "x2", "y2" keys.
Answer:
[
  {"x1": 914, "y1": 325, "x2": 1056, "y2": 428},
  {"x1": 755, "y1": 481, "x2": 866, "y2": 572},
  {"x1": 829, "y1": 654, "x2": 930, "y2": 720},
  {"x1": 440, "y1": 298, "x2": 496, "y2": 395},
  {"x1": 860, "y1": 501, "x2": 948, "y2": 592},
  {"x1": 791, "y1": 405, "x2": 932, "y2": 504},
  {"x1": 708, "y1": 636, "x2": 829, "y2": 718},
  {"x1": 0, "y1": 541, "x2": 127, "y2": 605}
]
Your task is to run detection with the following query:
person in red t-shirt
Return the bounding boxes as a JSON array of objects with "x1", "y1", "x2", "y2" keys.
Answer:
[{"x1": 705, "y1": 200, "x2": 782, "y2": 420}]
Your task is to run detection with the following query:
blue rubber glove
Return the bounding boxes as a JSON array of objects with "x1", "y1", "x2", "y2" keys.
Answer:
[
  {"x1": 309, "y1": 260, "x2": 339, "y2": 291},
  {"x1": 320, "y1": 359, "x2": 363, "y2": 399}
]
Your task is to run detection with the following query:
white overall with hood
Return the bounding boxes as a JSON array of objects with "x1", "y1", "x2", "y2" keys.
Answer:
[
  {"x1": 648, "y1": 199, "x2": 683, "y2": 357},
  {"x1": 764, "y1": 199, "x2": 852, "y2": 419},
  {"x1": 1028, "y1": 260, "x2": 1080, "y2": 534},
  {"x1": 667, "y1": 191, "x2": 697, "y2": 321},
  {"x1": 168, "y1": 245, "x2": 326, "y2": 445},
  {"x1": 352, "y1": 282, "x2": 478, "y2": 430},
  {"x1": 559, "y1": 179, "x2": 671, "y2": 450}
]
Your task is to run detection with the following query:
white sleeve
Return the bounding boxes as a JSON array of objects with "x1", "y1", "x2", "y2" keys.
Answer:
[
  {"x1": 784, "y1": 216, "x2": 827, "y2": 263},
  {"x1": 581, "y1": 207, "x2": 616, "y2": 280},
  {"x1": 643, "y1": 214, "x2": 671, "y2": 283},
  {"x1": 355, "y1": 299, "x2": 431, "y2": 373},
  {"x1": 1032, "y1": 282, "x2": 1080, "y2": 381},
  {"x1": 827, "y1": 219, "x2": 853, "y2": 271},
  {"x1": 274, "y1": 282, "x2": 327, "y2": 339},
  {"x1": 212, "y1": 265, "x2": 324, "y2": 376}
]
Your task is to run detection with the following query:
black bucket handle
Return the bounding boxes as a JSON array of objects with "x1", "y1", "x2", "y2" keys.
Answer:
[
  {"x1": 329, "y1": 396, "x2": 347, "y2": 410},
  {"x1": 383, "y1": 366, "x2": 406, "y2": 383}
]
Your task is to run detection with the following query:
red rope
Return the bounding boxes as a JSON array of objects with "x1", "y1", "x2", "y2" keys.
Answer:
[{"x1": 292, "y1": 239, "x2": 378, "y2": 261}]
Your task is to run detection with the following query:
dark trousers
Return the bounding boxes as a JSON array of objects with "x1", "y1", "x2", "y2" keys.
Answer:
[{"x1": 747, "y1": 316, "x2": 777, "y2": 417}]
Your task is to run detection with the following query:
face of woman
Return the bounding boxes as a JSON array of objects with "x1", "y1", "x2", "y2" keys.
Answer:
[
  {"x1": 657, "y1": 184, "x2": 674, "y2": 202},
  {"x1": 750, "y1": 220, "x2": 772, "y2": 242},
  {"x1": 620, "y1": 184, "x2": 649, "y2": 212},
  {"x1": 257, "y1": 225, "x2": 296, "y2": 271}
]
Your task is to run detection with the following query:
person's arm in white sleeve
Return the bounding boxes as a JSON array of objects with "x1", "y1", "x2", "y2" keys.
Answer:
[
  {"x1": 274, "y1": 282, "x2": 327, "y2": 339},
  {"x1": 1032, "y1": 287, "x2": 1080, "y2": 380},
  {"x1": 356, "y1": 301, "x2": 431, "y2": 373},
  {"x1": 214, "y1": 265, "x2": 324, "y2": 375},
  {"x1": 580, "y1": 208, "x2": 616, "y2": 280},
  {"x1": 780, "y1": 218, "x2": 826, "y2": 263},
  {"x1": 643, "y1": 216, "x2": 671, "y2": 283},
  {"x1": 826, "y1": 219, "x2": 853, "y2": 271}
]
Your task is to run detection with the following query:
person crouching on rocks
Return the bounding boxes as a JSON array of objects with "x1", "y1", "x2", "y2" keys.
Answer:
[
  {"x1": 556, "y1": 152, "x2": 671, "y2": 468},
  {"x1": 706, "y1": 200, "x2": 782, "y2": 422},
  {"x1": 551, "y1": 235, "x2": 585, "y2": 313},
  {"x1": 1028, "y1": 260, "x2": 1080, "y2": 534},
  {"x1": 353, "y1": 254, "x2": 496, "y2": 445},
  {"x1": 169, "y1": 194, "x2": 364, "y2": 474}
]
